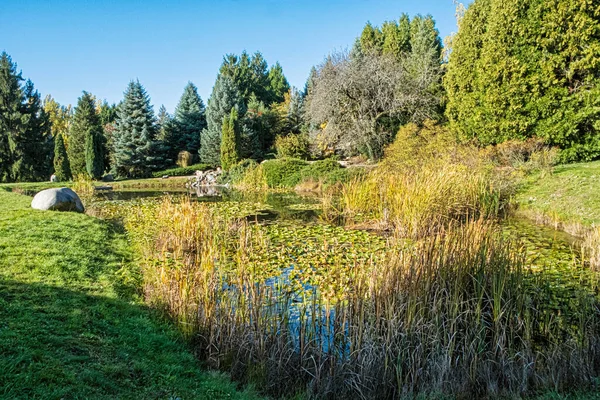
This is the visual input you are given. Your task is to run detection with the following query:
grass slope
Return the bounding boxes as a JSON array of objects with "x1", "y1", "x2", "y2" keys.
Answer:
[
  {"x1": 517, "y1": 161, "x2": 600, "y2": 229},
  {"x1": 0, "y1": 190, "x2": 258, "y2": 400}
]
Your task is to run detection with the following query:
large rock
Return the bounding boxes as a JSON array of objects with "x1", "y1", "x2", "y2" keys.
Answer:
[{"x1": 31, "y1": 187, "x2": 85, "y2": 213}]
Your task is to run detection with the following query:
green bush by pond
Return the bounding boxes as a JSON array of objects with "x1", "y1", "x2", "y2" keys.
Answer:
[{"x1": 151, "y1": 163, "x2": 212, "y2": 178}]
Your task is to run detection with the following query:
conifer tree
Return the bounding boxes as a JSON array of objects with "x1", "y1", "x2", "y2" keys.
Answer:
[
  {"x1": 53, "y1": 132, "x2": 71, "y2": 181},
  {"x1": 200, "y1": 75, "x2": 245, "y2": 166},
  {"x1": 69, "y1": 92, "x2": 104, "y2": 177},
  {"x1": 0, "y1": 52, "x2": 52, "y2": 182},
  {"x1": 445, "y1": 0, "x2": 600, "y2": 161},
  {"x1": 168, "y1": 82, "x2": 206, "y2": 157},
  {"x1": 85, "y1": 125, "x2": 104, "y2": 179},
  {"x1": 113, "y1": 81, "x2": 165, "y2": 178},
  {"x1": 268, "y1": 62, "x2": 290, "y2": 104},
  {"x1": 220, "y1": 108, "x2": 240, "y2": 171}
]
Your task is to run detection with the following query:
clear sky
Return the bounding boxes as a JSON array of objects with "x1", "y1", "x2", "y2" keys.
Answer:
[{"x1": 0, "y1": 0, "x2": 461, "y2": 113}]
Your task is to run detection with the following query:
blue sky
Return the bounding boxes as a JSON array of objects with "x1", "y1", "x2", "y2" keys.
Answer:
[{"x1": 1, "y1": 0, "x2": 462, "y2": 113}]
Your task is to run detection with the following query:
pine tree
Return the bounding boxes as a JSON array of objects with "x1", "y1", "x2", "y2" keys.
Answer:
[
  {"x1": 53, "y1": 132, "x2": 71, "y2": 181},
  {"x1": 0, "y1": 53, "x2": 52, "y2": 182},
  {"x1": 220, "y1": 108, "x2": 240, "y2": 171},
  {"x1": 169, "y1": 82, "x2": 206, "y2": 156},
  {"x1": 200, "y1": 75, "x2": 245, "y2": 166},
  {"x1": 359, "y1": 22, "x2": 384, "y2": 54},
  {"x1": 268, "y1": 62, "x2": 290, "y2": 104},
  {"x1": 113, "y1": 80, "x2": 165, "y2": 178},
  {"x1": 69, "y1": 92, "x2": 104, "y2": 177}
]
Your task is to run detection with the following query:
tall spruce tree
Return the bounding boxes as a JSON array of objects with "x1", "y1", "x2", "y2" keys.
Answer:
[
  {"x1": 220, "y1": 108, "x2": 240, "y2": 171},
  {"x1": 200, "y1": 75, "x2": 245, "y2": 166},
  {"x1": 166, "y1": 82, "x2": 206, "y2": 159},
  {"x1": 445, "y1": 0, "x2": 600, "y2": 161},
  {"x1": 113, "y1": 81, "x2": 165, "y2": 178},
  {"x1": 53, "y1": 132, "x2": 71, "y2": 181},
  {"x1": 0, "y1": 52, "x2": 52, "y2": 182},
  {"x1": 69, "y1": 92, "x2": 104, "y2": 177}
]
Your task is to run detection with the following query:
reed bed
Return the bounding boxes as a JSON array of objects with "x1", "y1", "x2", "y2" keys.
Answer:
[
  {"x1": 124, "y1": 197, "x2": 600, "y2": 399},
  {"x1": 336, "y1": 122, "x2": 515, "y2": 237}
]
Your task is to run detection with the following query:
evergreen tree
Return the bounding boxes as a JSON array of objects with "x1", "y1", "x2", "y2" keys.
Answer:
[
  {"x1": 113, "y1": 80, "x2": 165, "y2": 178},
  {"x1": 219, "y1": 51, "x2": 280, "y2": 106},
  {"x1": 85, "y1": 124, "x2": 104, "y2": 179},
  {"x1": 200, "y1": 75, "x2": 245, "y2": 166},
  {"x1": 169, "y1": 82, "x2": 206, "y2": 156},
  {"x1": 445, "y1": 0, "x2": 600, "y2": 161},
  {"x1": 53, "y1": 132, "x2": 71, "y2": 181},
  {"x1": 220, "y1": 108, "x2": 240, "y2": 171},
  {"x1": 69, "y1": 92, "x2": 104, "y2": 177},
  {"x1": 359, "y1": 22, "x2": 384, "y2": 54},
  {"x1": 267, "y1": 62, "x2": 290, "y2": 104},
  {"x1": 0, "y1": 52, "x2": 52, "y2": 182},
  {"x1": 98, "y1": 100, "x2": 117, "y2": 172}
]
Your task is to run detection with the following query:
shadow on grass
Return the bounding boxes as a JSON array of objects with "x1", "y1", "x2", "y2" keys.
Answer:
[{"x1": 0, "y1": 279, "x2": 250, "y2": 400}]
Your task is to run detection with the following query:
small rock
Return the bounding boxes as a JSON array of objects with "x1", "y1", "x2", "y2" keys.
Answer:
[
  {"x1": 102, "y1": 174, "x2": 114, "y2": 182},
  {"x1": 50, "y1": 174, "x2": 58, "y2": 182},
  {"x1": 162, "y1": 175, "x2": 169, "y2": 179},
  {"x1": 31, "y1": 187, "x2": 85, "y2": 213}
]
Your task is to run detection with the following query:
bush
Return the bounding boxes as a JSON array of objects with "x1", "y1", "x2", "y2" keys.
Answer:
[
  {"x1": 176, "y1": 151, "x2": 195, "y2": 168},
  {"x1": 299, "y1": 158, "x2": 351, "y2": 187},
  {"x1": 261, "y1": 158, "x2": 308, "y2": 188},
  {"x1": 275, "y1": 134, "x2": 310, "y2": 159},
  {"x1": 152, "y1": 163, "x2": 211, "y2": 178}
]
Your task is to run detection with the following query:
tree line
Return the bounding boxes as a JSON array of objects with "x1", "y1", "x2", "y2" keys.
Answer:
[{"x1": 1, "y1": 0, "x2": 598, "y2": 182}]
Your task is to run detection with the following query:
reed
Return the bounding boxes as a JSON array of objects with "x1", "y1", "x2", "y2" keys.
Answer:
[{"x1": 124, "y1": 197, "x2": 600, "y2": 399}]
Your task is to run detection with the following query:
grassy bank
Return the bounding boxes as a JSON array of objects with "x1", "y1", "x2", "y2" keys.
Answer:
[
  {"x1": 0, "y1": 190, "x2": 258, "y2": 399},
  {"x1": 517, "y1": 161, "x2": 600, "y2": 233}
]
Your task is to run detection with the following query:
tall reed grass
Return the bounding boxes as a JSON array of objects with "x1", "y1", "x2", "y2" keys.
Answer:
[
  {"x1": 125, "y1": 197, "x2": 600, "y2": 399},
  {"x1": 336, "y1": 122, "x2": 515, "y2": 237}
]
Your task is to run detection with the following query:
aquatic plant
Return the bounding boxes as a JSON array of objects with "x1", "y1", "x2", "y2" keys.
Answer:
[{"x1": 122, "y1": 197, "x2": 600, "y2": 399}]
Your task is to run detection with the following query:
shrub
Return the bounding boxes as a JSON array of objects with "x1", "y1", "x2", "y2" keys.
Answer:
[
  {"x1": 275, "y1": 134, "x2": 310, "y2": 159},
  {"x1": 261, "y1": 158, "x2": 308, "y2": 188},
  {"x1": 299, "y1": 158, "x2": 352, "y2": 188},
  {"x1": 151, "y1": 163, "x2": 211, "y2": 178},
  {"x1": 176, "y1": 151, "x2": 195, "y2": 168}
]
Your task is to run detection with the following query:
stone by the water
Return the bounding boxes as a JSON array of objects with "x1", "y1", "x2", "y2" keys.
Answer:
[{"x1": 31, "y1": 187, "x2": 85, "y2": 213}]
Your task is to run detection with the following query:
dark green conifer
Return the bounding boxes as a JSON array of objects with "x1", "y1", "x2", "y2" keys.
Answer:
[
  {"x1": 53, "y1": 133, "x2": 71, "y2": 181},
  {"x1": 113, "y1": 81, "x2": 165, "y2": 178},
  {"x1": 69, "y1": 92, "x2": 104, "y2": 177}
]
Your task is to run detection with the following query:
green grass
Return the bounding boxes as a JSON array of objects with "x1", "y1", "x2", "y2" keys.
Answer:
[
  {"x1": 0, "y1": 190, "x2": 259, "y2": 399},
  {"x1": 517, "y1": 161, "x2": 600, "y2": 228}
]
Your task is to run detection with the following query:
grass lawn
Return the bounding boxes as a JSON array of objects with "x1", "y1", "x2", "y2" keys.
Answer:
[
  {"x1": 517, "y1": 161, "x2": 600, "y2": 230},
  {"x1": 0, "y1": 190, "x2": 259, "y2": 399}
]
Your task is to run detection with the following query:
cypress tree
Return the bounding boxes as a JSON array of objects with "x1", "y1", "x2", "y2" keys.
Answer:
[
  {"x1": 53, "y1": 132, "x2": 71, "y2": 181},
  {"x1": 200, "y1": 75, "x2": 245, "y2": 166},
  {"x1": 85, "y1": 124, "x2": 104, "y2": 179},
  {"x1": 113, "y1": 80, "x2": 165, "y2": 178},
  {"x1": 220, "y1": 108, "x2": 239, "y2": 171},
  {"x1": 69, "y1": 92, "x2": 104, "y2": 177},
  {"x1": 445, "y1": 0, "x2": 600, "y2": 161}
]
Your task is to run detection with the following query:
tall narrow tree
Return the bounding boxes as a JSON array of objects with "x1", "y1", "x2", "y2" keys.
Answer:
[
  {"x1": 113, "y1": 81, "x2": 165, "y2": 178},
  {"x1": 69, "y1": 92, "x2": 104, "y2": 177},
  {"x1": 200, "y1": 75, "x2": 245, "y2": 166},
  {"x1": 221, "y1": 108, "x2": 240, "y2": 171},
  {"x1": 268, "y1": 62, "x2": 290, "y2": 104},
  {"x1": 53, "y1": 132, "x2": 71, "y2": 181}
]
